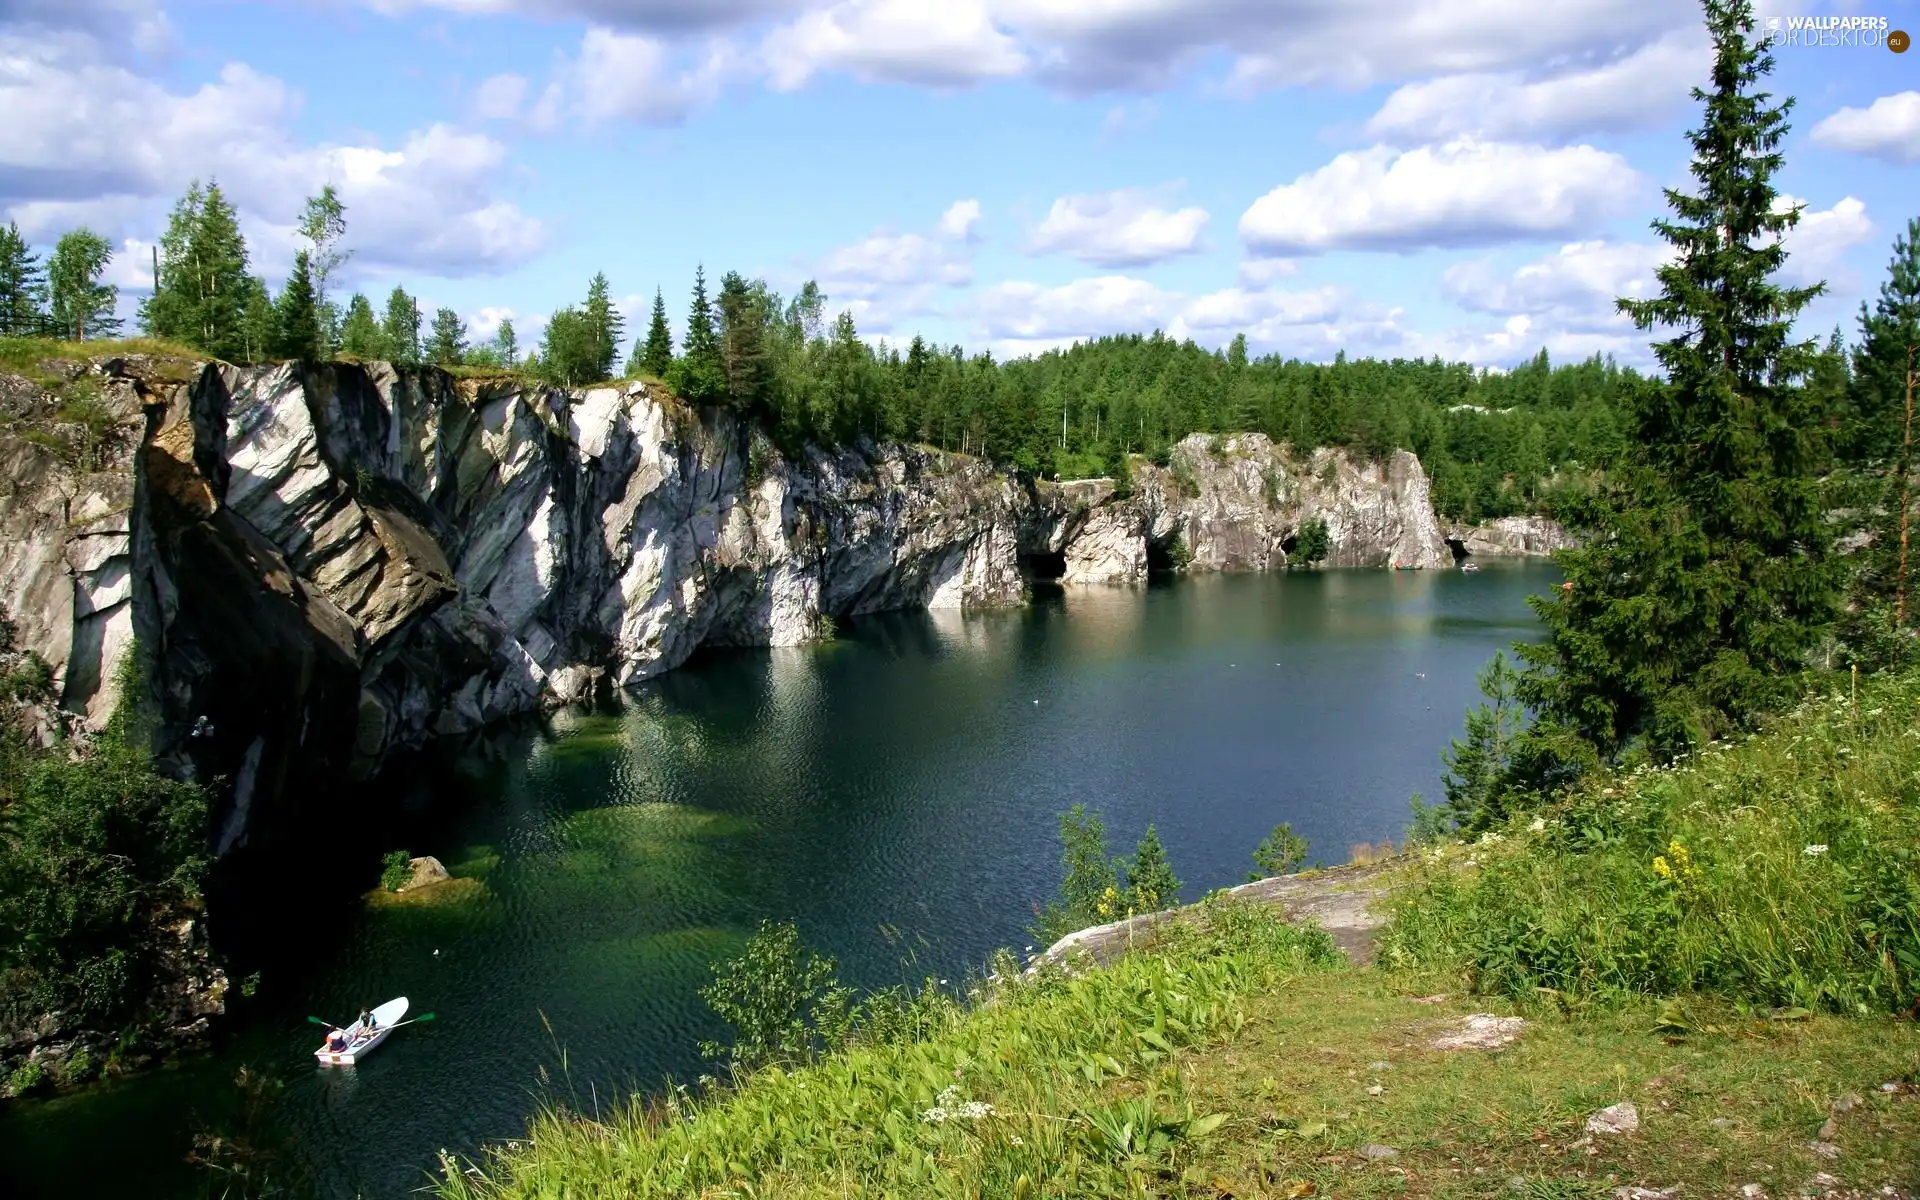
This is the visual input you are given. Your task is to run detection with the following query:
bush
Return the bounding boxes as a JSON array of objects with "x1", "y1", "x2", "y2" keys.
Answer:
[
  {"x1": 1031, "y1": 809, "x2": 1184, "y2": 945},
  {"x1": 380, "y1": 850, "x2": 412, "y2": 893},
  {"x1": 1286, "y1": 517, "x2": 1330, "y2": 567},
  {"x1": 1380, "y1": 670, "x2": 1920, "y2": 1014}
]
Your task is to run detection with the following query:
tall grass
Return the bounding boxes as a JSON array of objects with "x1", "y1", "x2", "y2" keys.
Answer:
[
  {"x1": 1381, "y1": 669, "x2": 1920, "y2": 1014},
  {"x1": 434, "y1": 900, "x2": 1339, "y2": 1199}
]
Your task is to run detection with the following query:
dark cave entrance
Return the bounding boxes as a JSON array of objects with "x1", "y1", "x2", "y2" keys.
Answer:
[
  {"x1": 1021, "y1": 551, "x2": 1067, "y2": 588},
  {"x1": 1445, "y1": 537, "x2": 1470, "y2": 564}
]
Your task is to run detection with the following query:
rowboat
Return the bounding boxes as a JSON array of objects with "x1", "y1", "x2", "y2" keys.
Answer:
[
  {"x1": 1460, "y1": 561, "x2": 1481, "y2": 572},
  {"x1": 314, "y1": 997, "x2": 408, "y2": 1065}
]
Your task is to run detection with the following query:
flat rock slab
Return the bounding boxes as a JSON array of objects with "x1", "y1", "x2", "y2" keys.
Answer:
[
  {"x1": 1586, "y1": 1101, "x2": 1641, "y2": 1135},
  {"x1": 1431, "y1": 1013, "x2": 1528, "y2": 1051},
  {"x1": 1031, "y1": 860, "x2": 1396, "y2": 972}
]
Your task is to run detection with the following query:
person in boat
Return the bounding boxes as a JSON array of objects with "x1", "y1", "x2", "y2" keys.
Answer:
[
  {"x1": 358, "y1": 1008, "x2": 375, "y2": 1033},
  {"x1": 326, "y1": 1027, "x2": 350, "y2": 1053}
]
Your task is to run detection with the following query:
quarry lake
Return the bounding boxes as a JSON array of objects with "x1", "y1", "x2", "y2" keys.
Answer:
[{"x1": 0, "y1": 562, "x2": 1555, "y2": 1199}]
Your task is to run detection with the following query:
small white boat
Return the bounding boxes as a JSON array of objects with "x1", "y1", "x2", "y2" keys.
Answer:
[
  {"x1": 314, "y1": 997, "x2": 408, "y2": 1065},
  {"x1": 1460, "y1": 561, "x2": 1481, "y2": 572}
]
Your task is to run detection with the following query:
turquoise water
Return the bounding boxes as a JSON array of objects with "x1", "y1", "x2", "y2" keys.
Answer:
[{"x1": 0, "y1": 563, "x2": 1554, "y2": 1198}]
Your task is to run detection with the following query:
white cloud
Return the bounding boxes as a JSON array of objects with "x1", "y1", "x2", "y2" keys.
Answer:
[
  {"x1": 569, "y1": 28, "x2": 737, "y2": 123},
  {"x1": 0, "y1": 35, "x2": 545, "y2": 278},
  {"x1": 356, "y1": 0, "x2": 798, "y2": 34},
  {"x1": 1773, "y1": 194, "x2": 1874, "y2": 289},
  {"x1": 762, "y1": 0, "x2": 1026, "y2": 90},
  {"x1": 473, "y1": 72, "x2": 530, "y2": 120},
  {"x1": 4, "y1": 0, "x2": 174, "y2": 58},
  {"x1": 1027, "y1": 188, "x2": 1208, "y2": 267},
  {"x1": 1362, "y1": 30, "x2": 1709, "y2": 143},
  {"x1": 1810, "y1": 92, "x2": 1920, "y2": 164},
  {"x1": 1236, "y1": 258, "x2": 1299, "y2": 287},
  {"x1": 1443, "y1": 240, "x2": 1670, "y2": 330},
  {"x1": 993, "y1": 0, "x2": 1696, "y2": 93},
  {"x1": 1239, "y1": 138, "x2": 1641, "y2": 255},
  {"x1": 973, "y1": 275, "x2": 1176, "y2": 343},
  {"x1": 939, "y1": 199, "x2": 984, "y2": 241}
]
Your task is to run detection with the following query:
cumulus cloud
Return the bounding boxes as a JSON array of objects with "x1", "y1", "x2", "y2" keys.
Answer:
[
  {"x1": 1444, "y1": 240, "x2": 1670, "y2": 330},
  {"x1": 1027, "y1": 188, "x2": 1208, "y2": 267},
  {"x1": 762, "y1": 0, "x2": 1026, "y2": 90},
  {"x1": 3, "y1": 0, "x2": 174, "y2": 58},
  {"x1": 1772, "y1": 194, "x2": 1874, "y2": 289},
  {"x1": 1238, "y1": 138, "x2": 1641, "y2": 256},
  {"x1": 0, "y1": 33, "x2": 544, "y2": 278},
  {"x1": 356, "y1": 0, "x2": 799, "y2": 34},
  {"x1": 569, "y1": 28, "x2": 738, "y2": 123},
  {"x1": 1236, "y1": 258, "x2": 1299, "y2": 287},
  {"x1": 1362, "y1": 29, "x2": 1710, "y2": 143},
  {"x1": 939, "y1": 199, "x2": 984, "y2": 241},
  {"x1": 1810, "y1": 92, "x2": 1920, "y2": 164}
]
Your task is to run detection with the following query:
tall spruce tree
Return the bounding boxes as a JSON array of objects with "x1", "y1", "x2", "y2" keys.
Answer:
[
  {"x1": 428, "y1": 307, "x2": 468, "y2": 366},
  {"x1": 668, "y1": 264, "x2": 727, "y2": 404},
  {"x1": 583, "y1": 272, "x2": 623, "y2": 381},
  {"x1": 1842, "y1": 218, "x2": 1920, "y2": 655},
  {"x1": 717, "y1": 270, "x2": 768, "y2": 413},
  {"x1": 240, "y1": 276, "x2": 275, "y2": 364},
  {"x1": 271, "y1": 251, "x2": 321, "y2": 360},
  {"x1": 143, "y1": 181, "x2": 251, "y2": 359},
  {"x1": 1515, "y1": 0, "x2": 1840, "y2": 763},
  {"x1": 638, "y1": 287, "x2": 673, "y2": 377},
  {"x1": 47, "y1": 229, "x2": 119, "y2": 341},
  {"x1": 338, "y1": 293, "x2": 387, "y2": 360},
  {"x1": 381, "y1": 286, "x2": 422, "y2": 365},
  {"x1": 0, "y1": 222, "x2": 47, "y2": 335}
]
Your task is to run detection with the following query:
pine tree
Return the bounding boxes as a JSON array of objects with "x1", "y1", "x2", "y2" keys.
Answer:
[
  {"x1": 381, "y1": 286, "x2": 421, "y2": 365},
  {"x1": 717, "y1": 270, "x2": 768, "y2": 413},
  {"x1": 143, "y1": 181, "x2": 251, "y2": 359},
  {"x1": 240, "y1": 276, "x2": 274, "y2": 364},
  {"x1": 339, "y1": 293, "x2": 387, "y2": 360},
  {"x1": 1121, "y1": 825, "x2": 1180, "y2": 913},
  {"x1": 0, "y1": 222, "x2": 48, "y2": 336},
  {"x1": 638, "y1": 287, "x2": 673, "y2": 378},
  {"x1": 428, "y1": 307, "x2": 468, "y2": 366},
  {"x1": 583, "y1": 272, "x2": 622, "y2": 381},
  {"x1": 1838, "y1": 217, "x2": 1920, "y2": 665},
  {"x1": 47, "y1": 229, "x2": 119, "y2": 341},
  {"x1": 668, "y1": 265, "x2": 727, "y2": 404},
  {"x1": 270, "y1": 251, "x2": 320, "y2": 360},
  {"x1": 1514, "y1": 0, "x2": 1840, "y2": 762},
  {"x1": 495, "y1": 317, "x2": 518, "y2": 365}
]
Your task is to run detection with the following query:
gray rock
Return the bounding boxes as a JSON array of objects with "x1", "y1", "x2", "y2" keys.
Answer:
[
  {"x1": 1432, "y1": 1013, "x2": 1528, "y2": 1051},
  {"x1": 1358, "y1": 1143, "x2": 1398, "y2": 1159},
  {"x1": 397, "y1": 855, "x2": 451, "y2": 892},
  {"x1": 1585, "y1": 1102, "x2": 1640, "y2": 1135}
]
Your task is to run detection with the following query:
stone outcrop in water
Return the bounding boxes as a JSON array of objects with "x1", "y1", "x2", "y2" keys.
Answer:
[{"x1": 2, "y1": 356, "x2": 1450, "y2": 850}]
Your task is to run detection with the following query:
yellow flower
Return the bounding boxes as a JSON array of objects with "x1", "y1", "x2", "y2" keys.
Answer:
[{"x1": 1652, "y1": 856, "x2": 1673, "y2": 879}]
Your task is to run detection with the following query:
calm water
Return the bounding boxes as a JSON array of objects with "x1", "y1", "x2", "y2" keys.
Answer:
[{"x1": 0, "y1": 563, "x2": 1553, "y2": 1199}]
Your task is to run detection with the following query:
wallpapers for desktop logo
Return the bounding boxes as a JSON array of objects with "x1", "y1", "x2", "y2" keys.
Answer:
[{"x1": 1761, "y1": 13, "x2": 1909, "y2": 52}]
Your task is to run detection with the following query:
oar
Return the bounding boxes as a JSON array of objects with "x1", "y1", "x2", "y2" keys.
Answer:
[
  {"x1": 378, "y1": 1013, "x2": 436, "y2": 1031},
  {"x1": 307, "y1": 1015, "x2": 345, "y2": 1030}
]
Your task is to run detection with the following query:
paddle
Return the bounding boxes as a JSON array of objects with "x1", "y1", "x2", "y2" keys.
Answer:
[
  {"x1": 379, "y1": 1012, "x2": 436, "y2": 1031},
  {"x1": 306, "y1": 1015, "x2": 344, "y2": 1030}
]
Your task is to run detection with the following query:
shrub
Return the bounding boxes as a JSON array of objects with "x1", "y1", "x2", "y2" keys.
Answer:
[
  {"x1": 1286, "y1": 517, "x2": 1330, "y2": 567},
  {"x1": 1169, "y1": 455, "x2": 1200, "y2": 498},
  {"x1": 699, "y1": 920, "x2": 847, "y2": 1072},
  {"x1": 380, "y1": 850, "x2": 412, "y2": 893}
]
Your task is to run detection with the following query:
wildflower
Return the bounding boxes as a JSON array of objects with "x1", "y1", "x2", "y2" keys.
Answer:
[
  {"x1": 1652, "y1": 855, "x2": 1673, "y2": 879},
  {"x1": 958, "y1": 1101, "x2": 994, "y2": 1119},
  {"x1": 1528, "y1": 817, "x2": 1547, "y2": 833},
  {"x1": 1009, "y1": 1135, "x2": 1024, "y2": 1146},
  {"x1": 1803, "y1": 844, "x2": 1828, "y2": 856}
]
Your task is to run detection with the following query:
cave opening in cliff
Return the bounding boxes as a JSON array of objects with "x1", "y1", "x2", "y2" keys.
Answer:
[
  {"x1": 1145, "y1": 542, "x2": 1175, "y2": 574},
  {"x1": 1021, "y1": 551, "x2": 1067, "y2": 585},
  {"x1": 1279, "y1": 533, "x2": 1298, "y2": 558},
  {"x1": 1445, "y1": 537, "x2": 1469, "y2": 564}
]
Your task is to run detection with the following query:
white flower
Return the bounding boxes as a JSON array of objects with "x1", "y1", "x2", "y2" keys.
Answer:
[
  {"x1": 1009, "y1": 1134, "x2": 1024, "y2": 1146},
  {"x1": 1803, "y1": 844, "x2": 1828, "y2": 856},
  {"x1": 958, "y1": 1101, "x2": 995, "y2": 1119},
  {"x1": 923, "y1": 1107, "x2": 950, "y2": 1123},
  {"x1": 1528, "y1": 817, "x2": 1547, "y2": 833}
]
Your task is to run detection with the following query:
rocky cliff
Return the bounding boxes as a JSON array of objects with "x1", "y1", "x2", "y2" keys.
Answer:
[
  {"x1": 1, "y1": 356, "x2": 1450, "y2": 852},
  {"x1": 1444, "y1": 514, "x2": 1574, "y2": 558}
]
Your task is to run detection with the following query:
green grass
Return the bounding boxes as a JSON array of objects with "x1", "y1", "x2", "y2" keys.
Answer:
[
  {"x1": 0, "y1": 336, "x2": 205, "y2": 380},
  {"x1": 1380, "y1": 670, "x2": 1920, "y2": 1014}
]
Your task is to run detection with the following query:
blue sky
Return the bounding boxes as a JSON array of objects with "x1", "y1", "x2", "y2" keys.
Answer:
[{"x1": 2, "y1": 0, "x2": 1916, "y2": 368}]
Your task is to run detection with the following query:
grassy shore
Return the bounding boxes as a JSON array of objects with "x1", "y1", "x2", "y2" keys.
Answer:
[{"x1": 434, "y1": 676, "x2": 1920, "y2": 1198}]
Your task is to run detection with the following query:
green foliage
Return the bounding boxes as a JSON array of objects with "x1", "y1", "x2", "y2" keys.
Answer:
[
  {"x1": 1286, "y1": 516, "x2": 1330, "y2": 567},
  {"x1": 338, "y1": 292, "x2": 387, "y2": 360},
  {"x1": 1031, "y1": 804, "x2": 1119, "y2": 943},
  {"x1": 1122, "y1": 825, "x2": 1180, "y2": 913},
  {"x1": 1248, "y1": 822, "x2": 1309, "y2": 880},
  {"x1": 142, "y1": 181, "x2": 252, "y2": 361},
  {"x1": 1381, "y1": 669, "x2": 1920, "y2": 1014},
  {"x1": 296, "y1": 184, "x2": 350, "y2": 352},
  {"x1": 428, "y1": 307, "x2": 468, "y2": 366},
  {"x1": 698, "y1": 919, "x2": 844, "y2": 1072},
  {"x1": 382, "y1": 286, "x2": 422, "y2": 366},
  {"x1": 0, "y1": 636, "x2": 209, "y2": 1031},
  {"x1": 269, "y1": 250, "x2": 320, "y2": 361},
  {"x1": 1515, "y1": 1, "x2": 1841, "y2": 769},
  {"x1": 47, "y1": 228, "x2": 119, "y2": 341},
  {"x1": 1168, "y1": 453, "x2": 1200, "y2": 498},
  {"x1": 668, "y1": 264, "x2": 728, "y2": 406},
  {"x1": 637, "y1": 286, "x2": 674, "y2": 378},
  {"x1": 380, "y1": 850, "x2": 412, "y2": 893},
  {"x1": 7, "y1": 1058, "x2": 44, "y2": 1096},
  {"x1": 0, "y1": 221, "x2": 48, "y2": 336},
  {"x1": 717, "y1": 270, "x2": 768, "y2": 413},
  {"x1": 1435, "y1": 651, "x2": 1529, "y2": 833},
  {"x1": 434, "y1": 902, "x2": 1338, "y2": 1200},
  {"x1": 583, "y1": 272, "x2": 623, "y2": 381}
]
